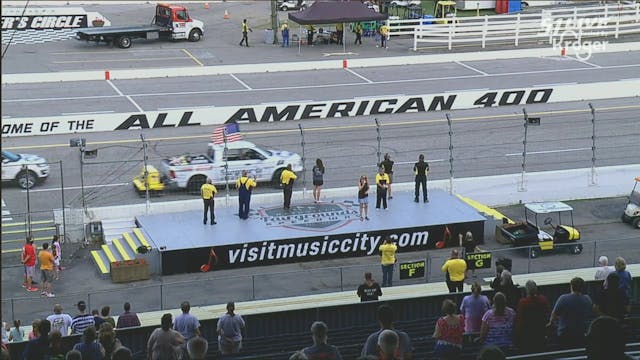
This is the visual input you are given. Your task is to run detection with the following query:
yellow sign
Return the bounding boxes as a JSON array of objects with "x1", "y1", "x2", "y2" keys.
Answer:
[
  {"x1": 465, "y1": 252, "x2": 492, "y2": 269},
  {"x1": 399, "y1": 260, "x2": 426, "y2": 279}
]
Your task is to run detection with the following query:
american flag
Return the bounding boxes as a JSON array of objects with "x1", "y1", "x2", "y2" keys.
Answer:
[{"x1": 211, "y1": 123, "x2": 243, "y2": 144}]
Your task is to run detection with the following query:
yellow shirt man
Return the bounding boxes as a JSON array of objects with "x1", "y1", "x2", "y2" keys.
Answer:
[
  {"x1": 380, "y1": 24, "x2": 389, "y2": 36},
  {"x1": 236, "y1": 175, "x2": 257, "y2": 191},
  {"x1": 442, "y1": 257, "x2": 467, "y2": 281},
  {"x1": 280, "y1": 168, "x2": 298, "y2": 186},
  {"x1": 201, "y1": 182, "x2": 217, "y2": 200},
  {"x1": 280, "y1": 165, "x2": 298, "y2": 209}
]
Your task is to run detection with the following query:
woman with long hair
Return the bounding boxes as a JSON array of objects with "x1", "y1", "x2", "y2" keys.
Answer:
[
  {"x1": 477, "y1": 292, "x2": 516, "y2": 351},
  {"x1": 312, "y1": 159, "x2": 325, "y2": 203},
  {"x1": 358, "y1": 175, "x2": 369, "y2": 221}
]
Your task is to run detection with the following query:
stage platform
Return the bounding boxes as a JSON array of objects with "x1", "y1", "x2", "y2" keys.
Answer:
[{"x1": 136, "y1": 190, "x2": 486, "y2": 275}]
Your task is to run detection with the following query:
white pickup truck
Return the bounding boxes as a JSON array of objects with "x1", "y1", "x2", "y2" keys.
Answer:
[
  {"x1": 1, "y1": 150, "x2": 50, "y2": 189},
  {"x1": 160, "y1": 141, "x2": 303, "y2": 191}
]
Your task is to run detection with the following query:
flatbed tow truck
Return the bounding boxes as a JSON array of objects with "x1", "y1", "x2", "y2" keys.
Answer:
[{"x1": 75, "y1": 3, "x2": 204, "y2": 48}]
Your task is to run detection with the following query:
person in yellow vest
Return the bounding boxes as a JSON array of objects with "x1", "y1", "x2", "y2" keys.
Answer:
[
  {"x1": 201, "y1": 178, "x2": 217, "y2": 225},
  {"x1": 379, "y1": 237, "x2": 397, "y2": 287},
  {"x1": 280, "y1": 164, "x2": 298, "y2": 210},
  {"x1": 236, "y1": 170, "x2": 257, "y2": 220},
  {"x1": 306, "y1": 24, "x2": 315, "y2": 46},
  {"x1": 280, "y1": 22, "x2": 290, "y2": 48},
  {"x1": 239, "y1": 18, "x2": 252, "y2": 47},
  {"x1": 354, "y1": 22, "x2": 363, "y2": 45},
  {"x1": 375, "y1": 166, "x2": 389, "y2": 210},
  {"x1": 335, "y1": 22, "x2": 344, "y2": 45},
  {"x1": 442, "y1": 249, "x2": 467, "y2": 293},
  {"x1": 379, "y1": 23, "x2": 389, "y2": 48}
]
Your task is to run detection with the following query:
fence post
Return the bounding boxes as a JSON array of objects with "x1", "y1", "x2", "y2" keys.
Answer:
[
  {"x1": 413, "y1": 26, "x2": 418, "y2": 51},
  {"x1": 60, "y1": 161, "x2": 66, "y2": 244},
  {"x1": 604, "y1": 3, "x2": 608, "y2": 22},
  {"x1": 23, "y1": 165, "x2": 32, "y2": 236},
  {"x1": 298, "y1": 124, "x2": 307, "y2": 198},
  {"x1": 426, "y1": 255, "x2": 431, "y2": 283},
  {"x1": 615, "y1": 13, "x2": 620, "y2": 38},
  {"x1": 636, "y1": 3, "x2": 639, "y2": 23},
  {"x1": 252, "y1": 275, "x2": 256, "y2": 300},
  {"x1": 482, "y1": 15, "x2": 488, "y2": 48},
  {"x1": 375, "y1": 118, "x2": 382, "y2": 166},
  {"x1": 160, "y1": 283, "x2": 163, "y2": 310},
  {"x1": 515, "y1": 13, "x2": 521, "y2": 46},
  {"x1": 588, "y1": 103, "x2": 597, "y2": 185},
  {"x1": 527, "y1": 245, "x2": 532, "y2": 274},
  {"x1": 340, "y1": 267, "x2": 344, "y2": 292},
  {"x1": 446, "y1": 114, "x2": 454, "y2": 195},
  {"x1": 448, "y1": 23, "x2": 453, "y2": 50},
  {"x1": 519, "y1": 108, "x2": 529, "y2": 192},
  {"x1": 11, "y1": 298, "x2": 15, "y2": 323}
]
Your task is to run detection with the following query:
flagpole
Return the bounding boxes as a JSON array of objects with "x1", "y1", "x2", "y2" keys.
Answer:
[{"x1": 223, "y1": 130, "x2": 229, "y2": 207}]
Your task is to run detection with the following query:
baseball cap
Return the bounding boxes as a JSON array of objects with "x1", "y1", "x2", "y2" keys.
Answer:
[{"x1": 77, "y1": 301, "x2": 86, "y2": 311}]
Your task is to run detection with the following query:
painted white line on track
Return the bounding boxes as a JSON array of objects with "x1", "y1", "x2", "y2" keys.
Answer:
[
  {"x1": 106, "y1": 80, "x2": 124, "y2": 96},
  {"x1": 618, "y1": 78, "x2": 640, "y2": 82},
  {"x1": 229, "y1": 73, "x2": 252, "y2": 90},
  {"x1": 344, "y1": 68, "x2": 373, "y2": 83},
  {"x1": 505, "y1": 148, "x2": 590, "y2": 156},
  {"x1": 445, "y1": 88, "x2": 489, "y2": 93},
  {"x1": 565, "y1": 56, "x2": 602, "y2": 68},
  {"x1": 126, "y1": 96, "x2": 144, "y2": 112},
  {"x1": 354, "y1": 94, "x2": 404, "y2": 100},
  {"x1": 61, "y1": 110, "x2": 115, "y2": 115},
  {"x1": 4, "y1": 63, "x2": 640, "y2": 104},
  {"x1": 23, "y1": 183, "x2": 129, "y2": 193},
  {"x1": 533, "y1": 82, "x2": 578, "y2": 87},
  {"x1": 361, "y1": 159, "x2": 445, "y2": 168},
  {"x1": 158, "y1": 105, "x2": 217, "y2": 110},
  {"x1": 455, "y1": 61, "x2": 489, "y2": 76}
]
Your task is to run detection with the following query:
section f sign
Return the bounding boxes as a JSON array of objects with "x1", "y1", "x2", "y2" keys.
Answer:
[{"x1": 542, "y1": 15, "x2": 608, "y2": 60}]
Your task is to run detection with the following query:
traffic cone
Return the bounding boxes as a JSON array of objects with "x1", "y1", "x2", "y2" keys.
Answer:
[
  {"x1": 204, "y1": 2, "x2": 209, "y2": 9},
  {"x1": 223, "y1": 9, "x2": 230, "y2": 19}
]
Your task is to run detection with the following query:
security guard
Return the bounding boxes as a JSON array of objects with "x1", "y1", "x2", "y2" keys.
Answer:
[
  {"x1": 280, "y1": 164, "x2": 298, "y2": 210},
  {"x1": 236, "y1": 170, "x2": 257, "y2": 220},
  {"x1": 239, "y1": 19, "x2": 252, "y2": 47},
  {"x1": 375, "y1": 166, "x2": 390, "y2": 210},
  {"x1": 201, "y1": 178, "x2": 217, "y2": 225},
  {"x1": 281, "y1": 22, "x2": 290, "y2": 48},
  {"x1": 413, "y1": 154, "x2": 429, "y2": 203},
  {"x1": 306, "y1": 24, "x2": 315, "y2": 46},
  {"x1": 354, "y1": 22, "x2": 363, "y2": 45},
  {"x1": 335, "y1": 22, "x2": 344, "y2": 45}
]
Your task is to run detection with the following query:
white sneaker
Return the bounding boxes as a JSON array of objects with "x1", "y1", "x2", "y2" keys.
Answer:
[{"x1": 46, "y1": 293, "x2": 56, "y2": 298}]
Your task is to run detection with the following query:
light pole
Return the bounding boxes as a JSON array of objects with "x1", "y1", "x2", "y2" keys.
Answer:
[
  {"x1": 298, "y1": 124, "x2": 306, "y2": 197},
  {"x1": 141, "y1": 134, "x2": 150, "y2": 213},
  {"x1": 70, "y1": 138, "x2": 87, "y2": 212}
]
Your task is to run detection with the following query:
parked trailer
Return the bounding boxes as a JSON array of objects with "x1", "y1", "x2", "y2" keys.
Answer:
[{"x1": 75, "y1": 4, "x2": 203, "y2": 48}]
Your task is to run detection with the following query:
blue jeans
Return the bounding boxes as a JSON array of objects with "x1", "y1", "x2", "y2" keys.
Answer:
[
  {"x1": 282, "y1": 35, "x2": 289, "y2": 47},
  {"x1": 381, "y1": 264, "x2": 394, "y2": 287}
]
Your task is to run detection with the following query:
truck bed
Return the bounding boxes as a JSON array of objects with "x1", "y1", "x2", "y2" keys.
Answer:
[{"x1": 76, "y1": 24, "x2": 167, "y2": 36}]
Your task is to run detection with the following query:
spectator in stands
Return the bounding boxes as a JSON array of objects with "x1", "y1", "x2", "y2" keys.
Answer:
[
  {"x1": 1, "y1": 320, "x2": 7, "y2": 346},
  {"x1": 65, "y1": 349, "x2": 82, "y2": 360},
  {"x1": 595, "y1": 272, "x2": 630, "y2": 321},
  {"x1": 613, "y1": 257, "x2": 632, "y2": 300},
  {"x1": 301, "y1": 321, "x2": 343, "y2": 360},
  {"x1": 112, "y1": 346, "x2": 133, "y2": 360},
  {"x1": 357, "y1": 272, "x2": 383, "y2": 302},
  {"x1": 361, "y1": 304, "x2": 414, "y2": 359},
  {"x1": 476, "y1": 345, "x2": 506, "y2": 360},
  {"x1": 48, "y1": 330, "x2": 66, "y2": 360},
  {"x1": 585, "y1": 316, "x2": 634, "y2": 360},
  {"x1": 73, "y1": 326, "x2": 105, "y2": 359},
  {"x1": 594, "y1": 255, "x2": 613, "y2": 280},
  {"x1": 217, "y1": 301, "x2": 246, "y2": 355},
  {"x1": 477, "y1": 292, "x2": 515, "y2": 350},
  {"x1": 433, "y1": 299, "x2": 464, "y2": 360},
  {"x1": 442, "y1": 249, "x2": 466, "y2": 293},
  {"x1": 98, "y1": 322, "x2": 121, "y2": 360},
  {"x1": 71, "y1": 301, "x2": 95, "y2": 335},
  {"x1": 28, "y1": 319, "x2": 40, "y2": 340},
  {"x1": 548, "y1": 276, "x2": 593, "y2": 348},
  {"x1": 147, "y1": 313, "x2": 185, "y2": 360},
  {"x1": 8, "y1": 319, "x2": 24, "y2": 342},
  {"x1": 490, "y1": 264, "x2": 518, "y2": 309},
  {"x1": 460, "y1": 282, "x2": 491, "y2": 335},
  {"x1": 100, "y1": 306, "x2": 116, "y2": 328},
  {"x1": 377, "y1": 329, "x2": 400, "y2": 360},
  {"x1": 174, "y1": 301, "x2": 201, "y2": 341},
  {"x1": 22, "y1": 319, "x2": 51, "y2": 360},
  {"x1": 47, "y1": 304, "x2": 73, "y2": 336},
  {"x1": 514, "y1": 280, "x2": 550, "y2": 353},
  {"x1": 93, "y1": 309, "x2": 105, "y2": 329},
  {"x1": 290, "y1": 351, "x2": 309, "y2": 360},
  {"x1": 116, "y1": 302, "x2": 141, "y2": 329},
  {"x1": 187, "y1": 336, "x2": 208, "y2": 360}
]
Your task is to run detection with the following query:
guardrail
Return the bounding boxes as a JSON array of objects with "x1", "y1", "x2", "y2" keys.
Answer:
[{"x1": 385, "y1": 3, "x2": 640, "y2": 51}]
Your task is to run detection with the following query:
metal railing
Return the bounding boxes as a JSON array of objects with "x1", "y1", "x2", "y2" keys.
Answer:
[
  {"x1": 2, "y1": 236, "x2": 637, "y2": 322},
  {"x1": 384, "y1": 3, "x2": 640, "y2": 50}
]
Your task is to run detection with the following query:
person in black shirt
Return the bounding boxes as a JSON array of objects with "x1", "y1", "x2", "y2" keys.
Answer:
[
  {"x1": 413, "y1": 154, "x2": 429, "y2": 203},
  {"x1": 357, "y1": 272, "x2": 382, "y2": 302},
  {"x1": 380, "y1": 153, "x2": 394, "y2": 199}
]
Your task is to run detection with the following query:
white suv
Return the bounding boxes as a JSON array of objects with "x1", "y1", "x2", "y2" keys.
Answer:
[{"x1": 1, "y1": 150, "x2": 50, "y2": 189}]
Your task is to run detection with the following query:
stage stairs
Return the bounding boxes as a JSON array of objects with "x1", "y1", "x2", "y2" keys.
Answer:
[{"x1": 90, "y1": 218, "x2": 152, "y2": 278}]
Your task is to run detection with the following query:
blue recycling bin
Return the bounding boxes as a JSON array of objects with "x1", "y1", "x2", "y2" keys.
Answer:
[
  {"x1": 421, "y1": 15, "x2": 434, "y2": 25},
  {"x1": 508, "y1": 0, "x2": 521, "y2": 13}
]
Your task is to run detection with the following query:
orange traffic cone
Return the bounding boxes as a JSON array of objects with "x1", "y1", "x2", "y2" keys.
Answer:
[
  {"x1": 223, "y1": 9, "x2": 230, "y2": 19},
  {"x1": 204, "y1": 2, "x2": 209, "y2": 9}
]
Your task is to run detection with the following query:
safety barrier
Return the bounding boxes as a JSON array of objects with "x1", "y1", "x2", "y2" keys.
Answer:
[{"x1": 384, "y1": 3, "x2": 640, "y2": 51}]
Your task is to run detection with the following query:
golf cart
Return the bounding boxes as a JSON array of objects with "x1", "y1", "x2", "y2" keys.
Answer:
[
  {"x1": 523, "y1": 202, "x2": 582, "y2": 258},
  {"x1": 434, "y1": 0, "x2": 457, "y2": 24},
  {"x1": 622, "y1": 176, "x2": 640, "y2": 228}
]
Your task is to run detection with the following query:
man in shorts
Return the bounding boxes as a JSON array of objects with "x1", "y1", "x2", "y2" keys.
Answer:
[
  {"x1": 38, "y1": 242, "x2": 55, "y2": 297},
  {"x1": 21, "y1": 236, "x2": 38, "y2": 292}
]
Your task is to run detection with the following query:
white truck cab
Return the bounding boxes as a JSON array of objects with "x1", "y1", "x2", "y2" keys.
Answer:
[
  {"x1": 1, "y1": 150, "x2": 50, "y2": 189},
  {"x1": 161, "y1": 141, "x2": 303, "y2": 191}
]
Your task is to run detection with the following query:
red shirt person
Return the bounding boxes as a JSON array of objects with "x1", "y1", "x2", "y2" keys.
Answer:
[{"x1": 21, "y1": 236, "x2": 38, "y2": 292}]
